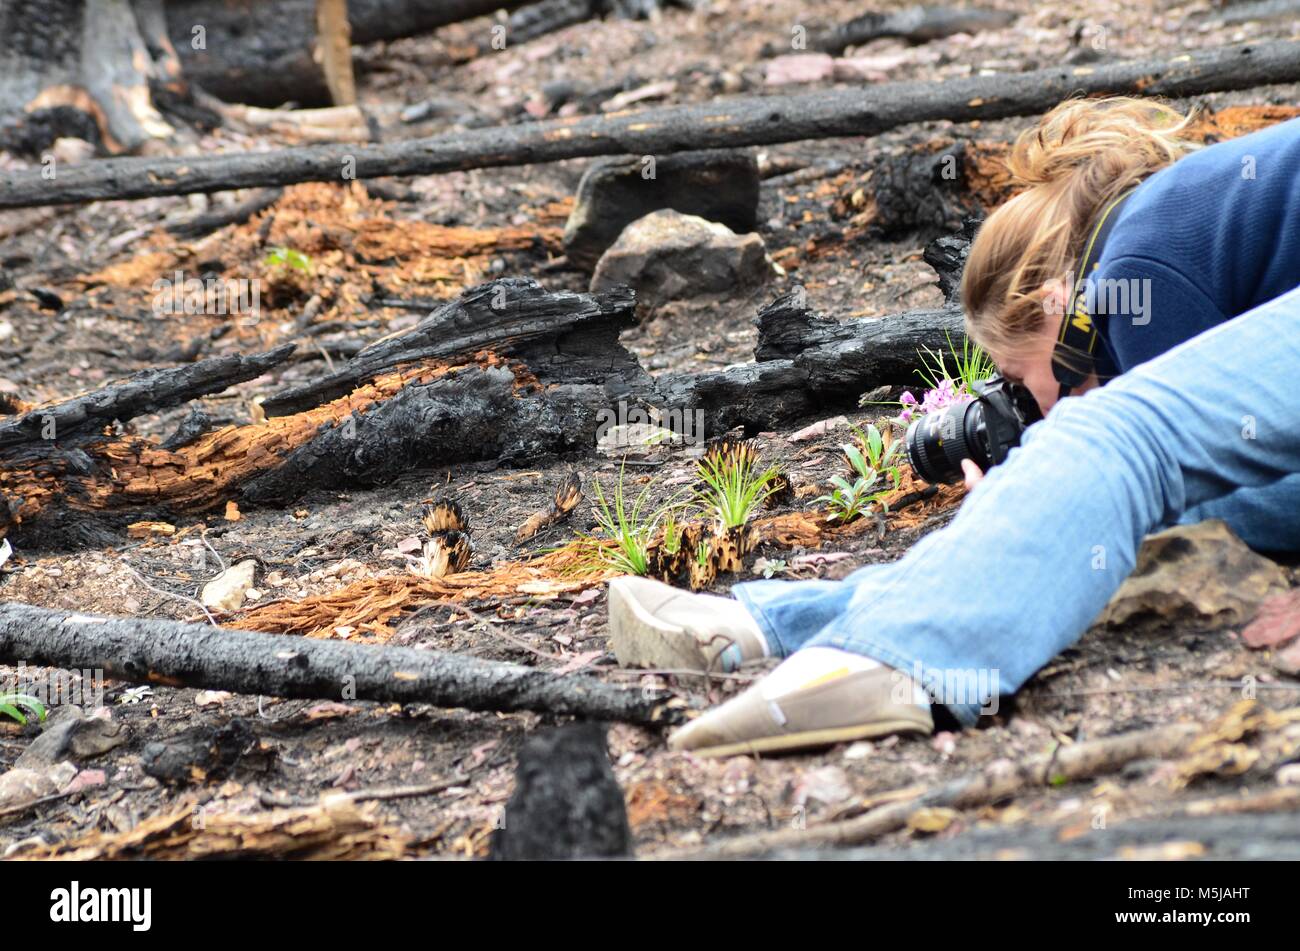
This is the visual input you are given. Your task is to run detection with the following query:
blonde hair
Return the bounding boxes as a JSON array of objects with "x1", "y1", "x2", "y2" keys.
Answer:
[{"x1": 961, "y1": 97, "x2": 1197, "y2": 361}]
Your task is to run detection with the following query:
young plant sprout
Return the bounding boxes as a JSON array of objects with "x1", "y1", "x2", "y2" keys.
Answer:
[
  {"x1": 694, "y1": 442, "x2": 783, "y2": 530},
  {"x1": 578, "y1": 463, "x2": 666, "y2": 576},
  {"x1": 843, "y1": 421, "x2": 902, "y2": 490},
  {"x1": 815, "y1": 474, "x2": 891, "y2": 524},
  {"x1": 0, "y1": 692, "x2": 47, "y2": 726},
  {"x1": 263, "y1": 246, "x2": 314, "y2": 274}
]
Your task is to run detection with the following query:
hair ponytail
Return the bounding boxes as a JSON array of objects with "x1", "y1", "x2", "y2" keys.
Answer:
[{"x1": 961, "y1": 97, "x2": 1197, "y2": 358}]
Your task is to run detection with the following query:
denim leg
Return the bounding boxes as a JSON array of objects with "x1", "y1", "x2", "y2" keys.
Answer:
[
  {"x1": 737, "y1": 285, "x2": 1300, "y2": 725},
  {"x1": 1176, "y1": 474, "x2": 1300, "y2": 552},
  {"x1": 732, "y1": 575, "x2": 860, "y2": 657}
]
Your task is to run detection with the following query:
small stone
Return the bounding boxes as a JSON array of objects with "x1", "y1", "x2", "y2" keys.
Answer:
[
  {"x1": 200, "y1": 559, "x2": 258, "y2": 613},
  {"x1": 1241, "y1": 589, "x2": 1300, "y2": 649},
  {"x1": 590, "y1": 209, "x2": 771, "y2": 312},
  {"x1": 1277, "y1": 763, "x2": 1300, "y2": 786},
  {"x1": 789, "y1": 416, "x2": 849, "y2": 442},
  {"x1": 51, "y1": 137, "x2": 95, "y2": 165},
  {"x1": 843, "y1": 740, "x2": 874, "y2": 760},
  {"x1": 765, "y1": 53, "x2": 835, "y2": 86}
]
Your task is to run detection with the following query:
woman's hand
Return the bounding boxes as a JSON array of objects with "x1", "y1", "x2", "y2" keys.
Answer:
[{"x1": 961, "y1": 459, "x2": 985, "y2": 490}]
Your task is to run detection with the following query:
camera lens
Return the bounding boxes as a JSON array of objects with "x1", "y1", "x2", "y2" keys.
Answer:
[{"x1": 905, "y1": 400, "x2": 987, "y2": 485}]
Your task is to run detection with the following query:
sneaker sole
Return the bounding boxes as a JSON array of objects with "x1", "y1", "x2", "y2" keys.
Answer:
[
  {"x1": 608, "y1": 582, "x2": 712, "y2": 672},
  {"x1": 683, "y1": 719, "x2": 932, "y2": 759}
]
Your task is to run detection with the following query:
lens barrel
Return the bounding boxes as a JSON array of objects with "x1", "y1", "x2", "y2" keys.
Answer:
[{"x1": 905, "y1": 400, "x2": 985, "y2": 485}]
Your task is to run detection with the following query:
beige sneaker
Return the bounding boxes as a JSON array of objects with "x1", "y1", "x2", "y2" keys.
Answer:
[
  {"x1": 669, "y1": 666, "x2": 933, "y2": 758},
  {"x1": 606, "y1": 576, "x2": 769, "y2": 673}
]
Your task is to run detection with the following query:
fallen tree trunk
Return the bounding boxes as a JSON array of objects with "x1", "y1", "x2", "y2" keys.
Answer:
[
  {"x1": 811, "y1": 5, "x2": 1017, "y2": 55},
  {"x1": 5, "y1": 40, "x2": 1299, "y2": 208},
  {"x1": 165, "y1": 187, "x2": 285, "y2": 240},
  {"x1": 659, "y1": 301, "x2": 966, "y2": 437},
  {"x1": 0, "y1": 279, "x2": 648, "y2": 547},
  {"x1": 494, "y1": 0, "x2": 698, "y2": 50},
  {"x1": 264, "y1": 277, "x2": 650, "y2": 416},
  {"x1": 166, "y1": 0, "x2": 518, "y2": 107},
  {"x1": 0, "y1": 602, "x2": 683, "y2": 726},
  {"x1": 0, "y1": 0, "x2": 176, "y2": 154}
]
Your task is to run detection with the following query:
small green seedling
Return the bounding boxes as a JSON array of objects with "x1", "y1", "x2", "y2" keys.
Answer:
[
  {"x1": 580, "y1": 463, "x2": 669, "y2": 576},
  {"x1": 843, "y1": 422, "x2": 902, "y2": 490},
  {"x1": 263, "y1": 246, "x2": 314, "y2": 275},
  {"x1": 694, "y1": 451, "x2": 782, "y2": 530},
  {"x1": 0, "y1": 692, "x2": 47, "y2": 726},
  {"x1": 815, "y1": 475, "x2": 890, "y2": 524}
]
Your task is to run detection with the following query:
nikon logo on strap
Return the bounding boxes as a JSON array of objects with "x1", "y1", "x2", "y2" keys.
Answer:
[{"x1": 1052, "y1": 189, "x2": 1135, "y2": 396}]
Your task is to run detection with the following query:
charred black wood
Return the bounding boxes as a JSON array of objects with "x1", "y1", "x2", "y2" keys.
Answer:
[
  {"x1": 491, "y1": 723, "x2": 633, "y2": 860},
  {"x1": 0, "y1": 344, "x2": 294, "y2": 452},
  {"x1": 504, "y1": 0, "x2": 600, "y2": 46},
  {"x1": 662, "y1": 293, "x2": 966, "y2": 438},
  {"x1": 263, "y1": 277, "x2": 649, "y2": 416},
  {"x1": 924, "y1": 216, "x2": 982, "y2": 304},
  {"x1": 812, "y1": 5, "x2": 1017, "y2": 55},
  {"x1": 165, "y1": 188, "x2": 284, "y2": 240},
  {"x1": 865, "y1": 140, "x2": 982, "y2": 238},
  {"x1": 7, "y1": 41, "x2": 1299, "y2": 208},
  {"x1": 0, "y1": 602, "x2": 685, "y2": 727},
  {"x1": 163, "y1": 0, "x2": 530, "y2": 108},
  {"x1": 499, "y1": 0, "x2": 699, "y2": 50},
  {"x1": 158, "y1": 407, "x2": 214, "y2": 451},
  {"x1": 141, "y1": 719, "x2": 275, "y2": 786}
]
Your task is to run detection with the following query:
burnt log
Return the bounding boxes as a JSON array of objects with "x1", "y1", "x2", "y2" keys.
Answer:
[
  {"x1": 0, "y1": 345, "x2": 295, "y2": 453},
  {"x1": 498, "y1": 0, "x2": 700, "y2": 50},
  {"x1": 789, "y1": 810, "x2": 1300, "y2": 861},
  {"x1": 661, "y1": 293, "x2": 967, "y2": 438},
  {"x1": 263, "y1": 277, "x2": 650, "y2": 416},
  {"x1": 0, "y1": 279, "x2": 650, "y2": 547},
  {"x1": 6, "y1": 40, "x2": 1300, "y2": 208},
  {"x1": 0, "y1": 0, "x2": 174, "y2": 154},
  {"x1": 0, "y1": 602, "x2": 684, "y2": 727},
  {"x1": 490, "y1": 723, "x2": 634, "y2": 860},
  {"x1": 165, "y1": 0, "x2": 545, "y2": 107},
  {"x1": 164, "y1": 187, "x2": 285, "y2": 240},
  {"x1": 811, "y1": 5, "x2": 1018, "y2": 55}
]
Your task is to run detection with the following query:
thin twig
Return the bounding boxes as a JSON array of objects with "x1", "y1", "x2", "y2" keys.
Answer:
[
  {"x1": 452, "y1": 604, "x2": 564, "y2": 661},
  {"x1": 258, "y1": 776, "x2": 463, "y2": 809},
  {"x1": 120, "y1": 557, "x2": 218, "y2": 626}
]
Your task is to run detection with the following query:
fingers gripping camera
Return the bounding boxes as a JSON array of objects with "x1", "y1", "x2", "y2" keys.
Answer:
[{"x1": 905, "y1": 377, "x2": 1044, "y2": 484}]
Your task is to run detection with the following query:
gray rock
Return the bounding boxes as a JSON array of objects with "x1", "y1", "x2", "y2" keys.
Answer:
[
  {"x1": 1098, "y1": 520, "x2": 1289, "y2": 629},
  {"x1": 563, "y1": 150, "x2": 759, "y2": 270},
  {"x1": 15, "y1": 706, "x2": 126, "y2": 770},
  {"x1": 590, "y1": 209, "x2": 770, "y2": 311}
]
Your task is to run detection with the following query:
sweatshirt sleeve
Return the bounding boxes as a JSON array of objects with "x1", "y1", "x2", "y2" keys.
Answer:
[{"x1": 1094, "y1": 255, "x2": 1228, "y2": 373}]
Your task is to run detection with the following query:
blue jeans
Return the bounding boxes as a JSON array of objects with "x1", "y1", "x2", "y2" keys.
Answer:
[{"x1": 734, "y1": 286, "x2": 1300, "y2": 725}]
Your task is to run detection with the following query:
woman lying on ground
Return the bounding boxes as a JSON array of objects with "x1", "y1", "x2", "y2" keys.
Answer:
[{"x1": 605, "y1": 97, "x2": 1300, "y2": 757}]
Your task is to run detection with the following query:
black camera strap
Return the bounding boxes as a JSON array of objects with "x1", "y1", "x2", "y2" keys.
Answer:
[{"x1": 1052, "y1": 188, "x2": 1136, "y2": 399}]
